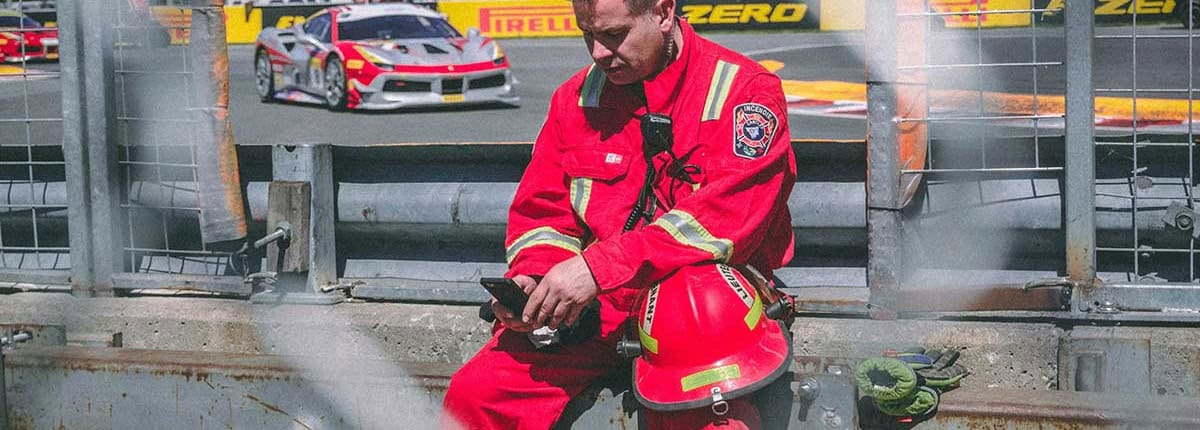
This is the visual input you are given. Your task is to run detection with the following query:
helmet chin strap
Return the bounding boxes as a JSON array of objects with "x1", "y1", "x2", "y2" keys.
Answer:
[{"x1": 710, "y1": 387, "x2": 729, "y2": 415}]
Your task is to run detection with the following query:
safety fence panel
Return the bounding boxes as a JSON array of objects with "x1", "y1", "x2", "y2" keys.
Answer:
[
  {"x1": 865, "y1": 0, "x2": 1078, "y2": 315},
  {"x1": 864, "y1": 0, "x2": 1200, "y2": 318},
  {"x1": 1091, "y1": 3, "x2": 1200, "y2": 284},
  {"x1": 0, "y1": 0, "x2": 68, "y2": 280},
  {"x1": 890, "y1": 0, "x2": 1069, "y2": 300}
]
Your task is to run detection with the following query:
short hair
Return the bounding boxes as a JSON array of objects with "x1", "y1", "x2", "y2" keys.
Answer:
[
  {"x1": 573, "y1": 0, "x2": 659, "y2": 16},
  {"x1": 625, "y1": 0, "x2": 656, "y2": 15}
]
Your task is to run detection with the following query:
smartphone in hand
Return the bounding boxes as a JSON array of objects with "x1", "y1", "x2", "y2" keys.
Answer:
[{"x1": 480, "y1": 277, "x2": 529, "y2": 313}]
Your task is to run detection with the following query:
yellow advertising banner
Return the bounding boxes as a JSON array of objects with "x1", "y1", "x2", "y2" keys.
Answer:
[
  {"x1": 146, "y1": 5, "x2": 263, "y2": 45},
  {"x1": 438, "y1": 0, "x2": 582, "y2": 38},
  {"x1": 819, "y1": 0, "x2": 1032, "y2": 31},
  {"x1": 930, "y1": 0, "x2": 1032, "y2": 28},
  {"x1": 225, "y1": 5, "x2": 264, "y2": 45}
]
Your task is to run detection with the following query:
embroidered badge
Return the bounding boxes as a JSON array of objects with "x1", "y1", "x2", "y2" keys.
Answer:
[{"x1": 732, "y1": 103, "x2": 778, "y2": 159}]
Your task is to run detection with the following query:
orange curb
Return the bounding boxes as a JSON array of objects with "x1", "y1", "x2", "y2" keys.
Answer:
[{"x1": 0, "y1": 65, "x2": 24, "y2": 75}]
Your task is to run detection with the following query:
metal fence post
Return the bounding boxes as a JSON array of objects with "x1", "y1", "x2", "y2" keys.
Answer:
[
  {"x1": 865, "y1": 0, "x2": 902, "y2": 319},
  {"x1": 1, "y1": 339, "x2": 6, "y2": 430},
  {"x1": 249, "y1": 144, "x2": 341, "y2": 305},
  {"x1": 1064, "y1": 0, "x2": 1097, "y2": 289},
  {"x1": 60, "y1": 0, "x2": 122, "y2": 297}
]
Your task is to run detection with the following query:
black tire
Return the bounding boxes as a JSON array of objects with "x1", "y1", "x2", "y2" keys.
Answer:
[
  {"x1": 324, "y1": 57, "x2": 349, "y2": 111},
  {"x1": 1177, "y1": 0, "x2": 1200, "y2": 29},
  {"x1": 254, "y1": 48, "x2": 276, "y2": 103}
]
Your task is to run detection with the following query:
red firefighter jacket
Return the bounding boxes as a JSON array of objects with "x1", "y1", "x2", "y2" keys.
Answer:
[{"x1": 504, "y1": 20, "x2": 796, "y2": 293}]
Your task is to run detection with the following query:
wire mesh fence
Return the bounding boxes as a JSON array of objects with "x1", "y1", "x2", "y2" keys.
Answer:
[
  {"x1": 0, "y1": 0, "x2": 67, "y2": 272},
  {"x1": 1091, "y1": 2, "x2": 1200, "y2": 283},
  {"x1": 111, "y1": 0, "x2": 237, "y2": 276},
  {"x1": 887, "y1": 0, "x2": 1200, "y2": 287}
]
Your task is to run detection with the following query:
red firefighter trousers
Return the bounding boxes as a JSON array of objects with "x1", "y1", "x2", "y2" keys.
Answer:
[{"x1": 442, "y1": 319, "x2": 760, "y2": 429}]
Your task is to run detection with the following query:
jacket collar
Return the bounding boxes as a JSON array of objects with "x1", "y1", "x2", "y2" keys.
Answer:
[{"x1": 641, "y1": 18, "x2": 696, "y2": 114}]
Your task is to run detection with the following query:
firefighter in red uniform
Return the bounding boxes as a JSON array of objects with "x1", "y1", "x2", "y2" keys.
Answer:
[{"x1": 442, "y1": 0, "x2": 796, "y2": 426}]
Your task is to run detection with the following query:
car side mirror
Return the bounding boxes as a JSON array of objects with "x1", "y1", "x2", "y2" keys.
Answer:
[{"x1": 467, "y1": 27, "x2": 481, "y2": 40}]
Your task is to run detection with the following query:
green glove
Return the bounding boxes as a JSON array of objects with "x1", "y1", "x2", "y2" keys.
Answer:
[
  {"x1": 854, "y1": 357, "x2": 919, "y2": 402},
  {"x1": 875, "y1": 386, "x2": 939, "y2": 417},
  {"x1": 857, "y1": 347, "x2": 969, "y2": 419}
]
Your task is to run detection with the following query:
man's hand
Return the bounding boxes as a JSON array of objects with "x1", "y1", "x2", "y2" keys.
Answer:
[
  {"x1": 523, "y1": 255, "x2": 599, "y2": 329},
  {"x1": 492, "y1": 275, "x2": 538, "y2": 332}
]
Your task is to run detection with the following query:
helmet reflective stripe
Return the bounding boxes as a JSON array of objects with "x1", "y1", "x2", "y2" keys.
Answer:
[
  {"x1": 703, "y1": 61, "x2": 740, "y2": 121},
  {"x1": 681, "y1": 364, "x2": 741, "y2": 392},
  {"x1": 743, "y1": 293, "x2": 764, "y2": 330},
  {"x1": 652, "y1": 210, "x2": 734, "y2": 262},
  {"x1": 639, "y1": 285, "x2": 661, "y2": 354},
  {"x1": 505, "y1": 227, "x2": 581, "y2": 264},
  {"x1": 569, "y1": 177, "x2": 592, "y2": 221},
  {"x1": 716, "y1": 265, "x2": 765, "y2": 329},
  {"x1": 579, "y1": 64, "x2": 606, "y2": 108}
]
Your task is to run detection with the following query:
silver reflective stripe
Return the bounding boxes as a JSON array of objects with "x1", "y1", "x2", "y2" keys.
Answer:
[
  {"x1": 570, "y1": 177, "x2": 593, "y2": 220},
  {"x1": 703, "y1": 61, "x2": 739, "y2": 121},
  {"x1": 506, "y1": 227, "x2": 582, "y2": 264},
  {"x1": 579, "y1": 65, "x2": 606, "y2": 108},
  {"x1": 652, "y1": 210, "x2": 734, "y2": 261}
]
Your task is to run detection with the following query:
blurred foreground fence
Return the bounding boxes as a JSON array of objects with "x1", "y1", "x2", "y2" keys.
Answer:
[{"x1": 0, "y1": 0, "x2": 1197, "y2": 325}]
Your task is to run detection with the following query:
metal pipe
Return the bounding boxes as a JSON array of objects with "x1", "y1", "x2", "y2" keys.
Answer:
[
  {"x1": 1, "y1": 334, "x2": 5, "y2": 430},
  {"x1": 190, "y1": 0, "x2": 247, "y2": 244},
  {"x1": 6, "y1": 179, "x2": 1199, "y2": 251},
  {"x1": 865, "y1": 0, "x2": 902, "y2": 319},
  {"x1": 1065, "y1": 0, "x2": 1097, "y2": 284},
  {"x1": 57, "y1": 0, "x2": 94, "y2": 296}
]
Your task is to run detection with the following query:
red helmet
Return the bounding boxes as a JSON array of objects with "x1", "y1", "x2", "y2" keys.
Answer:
[{"x1": 632, "y1": 264, "x2": 792, "y2": 411}]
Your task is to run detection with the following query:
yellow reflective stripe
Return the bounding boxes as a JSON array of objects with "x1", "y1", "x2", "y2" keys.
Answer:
[
  {"x1": 639, "y1": 324, "x2": 659, "y2": 355},
  {"x1": 505, "y1": 227, "x2": 582, "y2": 264},
  {"x1": 639, "y1": 285, "x2": 660, "y2": 354},
  {"x1": 717, "y1": 264, "x2": 763, "y2": 329},
  {"x1": 578, "y1": 64, "x2": 606, "y2": 107},
  {"x1": 703, "y1": 61, "x2": 739, "y2": 121},
  {"x1": 652, "y1": 210, "x2": 734, "y2": 262},
  {"x1": 745, "y1": 292, "x2": 763, "y2": 330},
  {"x1": 569, "y1": 177, "x2": 593, "y2": 220},
  {"x1": 681, "y1": 364, "x2": 741, "y2": 392}
]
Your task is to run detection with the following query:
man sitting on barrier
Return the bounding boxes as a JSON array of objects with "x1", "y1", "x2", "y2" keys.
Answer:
[{"x1": 441, "y1": 0, "x2": 796, "y2": 427}]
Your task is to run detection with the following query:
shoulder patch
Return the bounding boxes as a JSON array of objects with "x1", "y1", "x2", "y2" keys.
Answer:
[{"x1": 732, "y1": 103, "x2": 778, "y2": 159}]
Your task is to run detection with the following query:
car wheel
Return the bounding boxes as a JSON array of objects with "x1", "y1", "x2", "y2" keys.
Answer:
[
  {"x1": 324, "y1": 57, "x2": 349, "y2": 111},
  {"x1": 255, "y1": 49, "x2": 276, "y2": 103}
]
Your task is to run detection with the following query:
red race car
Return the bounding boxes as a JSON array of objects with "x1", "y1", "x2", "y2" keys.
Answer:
[
  {"x1": 254, "y1": 4, "x2": 518, "y2": 111},
  {"x1": 0, "y1": 10, "x2": 57, "y2": 63}
]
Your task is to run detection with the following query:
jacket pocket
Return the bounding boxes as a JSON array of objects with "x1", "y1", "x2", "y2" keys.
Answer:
[{"x1": 562, "y1": 147, "x2": 632, "y2": 182}]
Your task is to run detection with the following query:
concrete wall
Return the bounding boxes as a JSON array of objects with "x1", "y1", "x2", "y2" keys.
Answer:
[{"x1": 0, "y1": 292, "x2": 1065, "y2": 391}]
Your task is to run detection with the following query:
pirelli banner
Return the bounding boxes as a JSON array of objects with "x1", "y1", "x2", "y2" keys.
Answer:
[
  {"x1": 437, "y1": 0, "x2": 821, "y2": 37},
  {"x1": 438, "y1": 0, "x2": 1186, "y2": 39}
]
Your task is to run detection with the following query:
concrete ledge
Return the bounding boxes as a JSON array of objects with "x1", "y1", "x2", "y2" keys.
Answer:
[{"x1": 0, "y1": 292, "x2": 1067, "y2": 392}]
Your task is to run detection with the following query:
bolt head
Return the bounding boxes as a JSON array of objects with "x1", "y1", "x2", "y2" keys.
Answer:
[{"x1": 1178, "y1": 213, "x2": 1195, "y2": 230}]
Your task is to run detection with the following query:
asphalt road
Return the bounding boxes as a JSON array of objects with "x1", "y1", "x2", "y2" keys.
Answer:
[
  {"x1": 222, "y1": 31, "x2": 871, "y2": 145},
  {"x1": 3, "y1": 24, "x2": 1199, "y2": 147}
]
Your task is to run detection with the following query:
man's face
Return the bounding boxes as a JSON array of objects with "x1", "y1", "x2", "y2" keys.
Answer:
[{"x1": 573, "y1": 0, "x2": 670, "y2": 86}]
